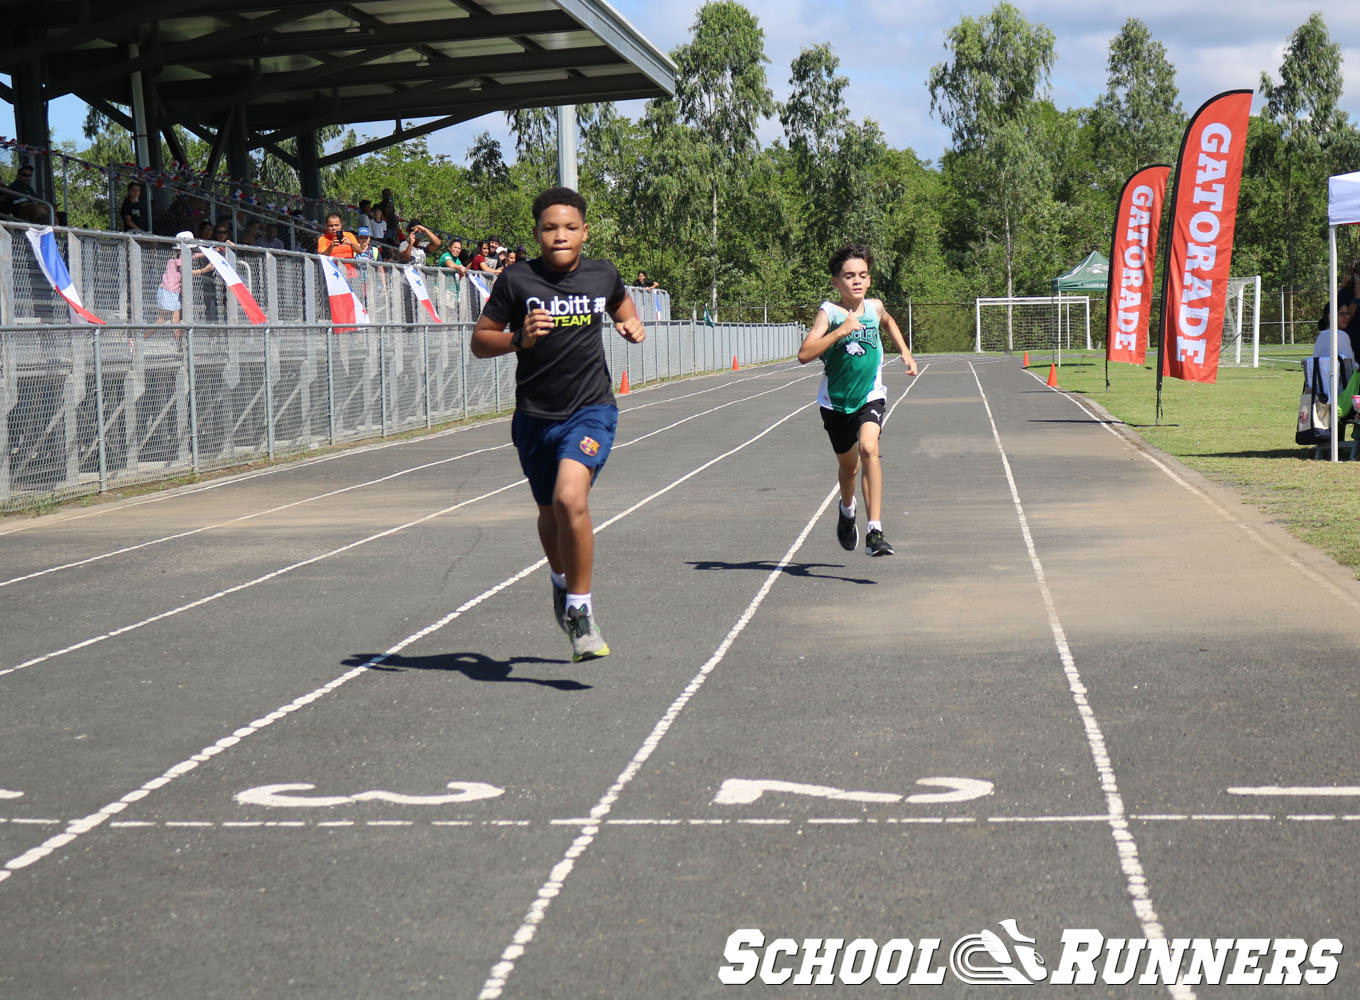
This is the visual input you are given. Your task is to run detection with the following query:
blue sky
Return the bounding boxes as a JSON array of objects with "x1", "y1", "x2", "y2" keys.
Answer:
[{"x1": 4, "y1": 1, "x2": 1358, "y2": 167}]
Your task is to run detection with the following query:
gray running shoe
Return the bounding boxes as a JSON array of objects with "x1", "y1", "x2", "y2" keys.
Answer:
[
  {"x1": 552, "y1": 579, "x2": 568, "y2": 633},
  {"x1": 836, "y1": 506, "x2": 859, "y2": 551},
  {"x1": 566, "y1": 605, "x2": 610, "y2": 662},
  {"x1": 865, "y1": 527, "x2": 894, "y2": 557}
]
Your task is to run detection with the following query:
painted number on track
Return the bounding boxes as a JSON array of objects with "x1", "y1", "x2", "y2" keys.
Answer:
[
  {"x1": 235, "y1": 782, "x2": 505, "y2": 808},
  {"x1": 713, "y1": 777, "x2": 993, "y2": 807}
]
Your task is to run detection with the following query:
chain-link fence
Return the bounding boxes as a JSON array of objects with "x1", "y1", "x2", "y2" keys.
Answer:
[{"x1": 1, "y1": 317, "x2": 802, "y2": 513}]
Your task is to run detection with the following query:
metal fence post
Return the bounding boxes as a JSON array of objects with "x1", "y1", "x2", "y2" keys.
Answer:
[
  {"x1": 264, "y1": 323, "x2": 275, "y2": 458},
  {"x1": 187, "y1": 325, "x2": 199, "y2": 473},
  {"x1": 326, "y1": 326, "x2": 336, "y2": 445},
  {"x1": 379, "y1": 326, "x2": 388, "y2": 436},
  {"x1": 92, "y1": 329, "x2": 107, "y2": 491},
  {"x1": 461, "y1": 328, "x2": 469, "y2": 419},
  {"x1": 423, "y1": 324, "x2": 432, "y2": 428}
]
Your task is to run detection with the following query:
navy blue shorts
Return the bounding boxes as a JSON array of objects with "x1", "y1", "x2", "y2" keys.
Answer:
[{"x1": 512, "y1": 404, "x2": 618, "y2": 506}]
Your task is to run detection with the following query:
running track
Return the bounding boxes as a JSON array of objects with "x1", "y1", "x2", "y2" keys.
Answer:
[{"x1": 2, "y1": 355, "x2": 1359, "y2": 998}]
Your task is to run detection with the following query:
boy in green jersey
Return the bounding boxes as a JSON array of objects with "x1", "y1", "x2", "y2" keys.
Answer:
[{"x1": 797, "y1": 244, "x2": 917, "y2": 556}]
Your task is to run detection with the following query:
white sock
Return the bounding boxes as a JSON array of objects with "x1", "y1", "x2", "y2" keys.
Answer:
[
  {"x1": 867, "y1": 520, "x2": 882, "y2": 533},
  {"x1": 550, "y1": 570, "x2": 566, "y2": 589},
  {"x1": 839, "y1": 499, "x2": 856, "y2": 518},
  {"x1": 566, "y1": 592, "x2": 592, "y2": 615}
]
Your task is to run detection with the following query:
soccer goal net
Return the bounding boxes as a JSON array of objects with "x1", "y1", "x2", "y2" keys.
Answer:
[
  {"x1": 1220, "y1": 275, "x2": 1261, "y2": 368},
  {"x1": 974, "y1": 296, "x2": 1090, "y2": 356}
]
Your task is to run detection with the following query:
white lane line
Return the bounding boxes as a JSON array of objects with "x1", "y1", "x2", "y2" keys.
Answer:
[
  {"x1": 1228, "y1": 786, "x2": 1360, "y2": 796},
  {"x1": 0, "y1": 368, "x2": 809, "y2": 590},
  {"x1": 475, "y1": 373, "x2": 925, "y2": 1000},
  {"x1": 0, "y1": 381, "x2": 810, "y2": 682},
  {"x1": 35, "y1": 812, "x2": 1360, "y2": 831},
  {"x1": 0, "y1": 400, "x2": 814, "y2": 887},
  {"x1": 1044, "y1": 373, "x2": 1360, "y2": 616},
  {"x1": 0, "y1": 363, "x2": 798, "y2": 541},
  {"x1": 972, "y1": 362, "x2": 1191, "y2": 1000},
  {"x1": 0, "y1": 417, "x2": 507, "y2": 537},
  {"x1": 0, "y1": 477, "x2": 524, "y2": 681},
  {"x1": 0, "y1": 443, "x2": 516, "y2": 590}
]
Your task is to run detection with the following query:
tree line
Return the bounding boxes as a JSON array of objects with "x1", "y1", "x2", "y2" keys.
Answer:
[{"x1": 44, "y1": 2, "x2": 1360, "y2": 342}]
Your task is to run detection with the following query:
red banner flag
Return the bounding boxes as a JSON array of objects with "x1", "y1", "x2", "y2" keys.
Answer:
[
  {"x1": 1106, "y1": 165, "x2": 1171, "y2": 365},
  {"x1": 1159, "y1": 90, "x2": 1253, "y2": 384}
]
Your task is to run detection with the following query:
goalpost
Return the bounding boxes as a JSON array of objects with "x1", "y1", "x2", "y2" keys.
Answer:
[
  {"x1": 974, "y1": 295, "x2": 1090, "y2": 359},
  {"x1": 974, "y1": 277, "x2": 1260, "y2": 366}
]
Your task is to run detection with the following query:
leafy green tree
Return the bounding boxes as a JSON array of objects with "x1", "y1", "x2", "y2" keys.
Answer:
[
  {"x1": 672, "y1": 0, "x2": 776, "y2": 315},
  {"x1": 1256, "y1": 12, "x2": 1345, "y2": 328},
  {"x1": 467, "y1": 131, "x2": 511, "y2": 236},
  {"x1": 1091, "y1": 19, "x2": 1183, "y2": 194},
  {"x1": 928, "y1": 2, "x2": 1056, "y2": 326}
]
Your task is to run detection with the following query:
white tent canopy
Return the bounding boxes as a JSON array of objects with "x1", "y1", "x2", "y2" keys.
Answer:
[
  {"x1": 1328, "y1": 171, "x2": 1360, "y2": 227},
  {"x1": 1324, "y1": 171, "x2": 1360, "y2": 460}
]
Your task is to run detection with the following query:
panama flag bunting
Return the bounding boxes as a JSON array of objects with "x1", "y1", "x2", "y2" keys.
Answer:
[
  {"x1": 466, "y1": 271, "x2": 492, "y2": 305},
  {"x1": 1157, "y1": 89, "x2": 1252, "y2": 387},
  {"x1": 318, "y1": 254, "x2": 369, "y2": 330},
  {"x1": 196, "y1": 244, "x2": 267, "y2": 324},
  {"x1": 1105, "y1": 164, "x2": 1171, "y2": 367},
  {"x1": 402, "y1": 266, "x2": 441, "y2": 322},
  {"x1": 23, "y1": 227, "x2": 105, "y2": 324}
]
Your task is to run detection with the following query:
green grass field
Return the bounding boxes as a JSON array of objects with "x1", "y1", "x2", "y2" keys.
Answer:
[{"x1": 1027, "y1": 349, "x2": 1360, "y2": 578}]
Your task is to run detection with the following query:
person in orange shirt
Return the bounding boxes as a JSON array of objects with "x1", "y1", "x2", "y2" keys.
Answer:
[{"x1": 318, "y1": 212, "x2": 361, "y2": 279}]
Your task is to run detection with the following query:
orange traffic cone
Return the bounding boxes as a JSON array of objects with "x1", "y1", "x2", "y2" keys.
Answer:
[
  {"x1": 731, "y1": 354, "x2": 740, "y2": 371},
  {"x1": 1023, "y1": 350, "x2": 1029, "y2": 367},
  {"x1": 1046, "y1": 363, "x2": 1058, "y2": 387},
  {"x1": 619, "y1": 370, "x2": 631, "y2": 394}
]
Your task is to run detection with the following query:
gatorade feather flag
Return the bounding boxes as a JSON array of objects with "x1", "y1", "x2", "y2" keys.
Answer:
[
  {"x1": 319, "y1": 254, "x2": 368, "y2": 330},
  {"x1": 197, "y1": 244, "x2": 267, "y2": 324},
  {"x1": 467, "y1": 272, "x2": 491, "y2": 305},
  {"x1": 402, "y1": 266, "x2": 440, "y2": 322},
  {"x1": 1106, "y1": 164, "x2": 1171, "y2": 365},
  {"x1": 1157, "y1": 90, "x2": 1252, "y2": 385},
  {"x1": 23, "y1": 227, "x2": 104, "y2": 324}
]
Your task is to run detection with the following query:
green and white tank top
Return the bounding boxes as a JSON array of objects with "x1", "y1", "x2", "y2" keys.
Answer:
[{"x1": 816, "y1": 300, "x2": 885, "y2": 413}]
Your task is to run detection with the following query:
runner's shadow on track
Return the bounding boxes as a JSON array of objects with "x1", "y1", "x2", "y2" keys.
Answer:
[
  {"x1": 343, "y1": 652, "x2": 590, "y2": 691},
  {"x1": 687, "y1": 560, "x2": 875, "y2": 586}
]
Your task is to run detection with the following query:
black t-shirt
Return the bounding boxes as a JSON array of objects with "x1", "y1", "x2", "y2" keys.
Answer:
[
  {"x1": 482, "y1": 256, "x2": 627, "y2": 420},
  {"x1": 120, "y1": 198, "x2": 146, "y2": 231}
]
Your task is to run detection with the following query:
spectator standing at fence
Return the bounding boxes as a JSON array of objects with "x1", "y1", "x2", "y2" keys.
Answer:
[
  {"x1": 797, "y1": 243, "x2": 917, "y2": 558},
  {"x1": 376, "y1": 189, "x2": 397, "y2": 232},
  {"x1": 120, "y1": 181, "x2": 149, "y2": 233},
  {"x1": 635, "y1": 270, "x2": 659, "y2": 289},
  {"x1": 399, "y1": 222, "x2": 441, "y2": 266},
  {"x1": 260, "y1": 223, "x2": 285, "y2": 250},
  {"x1": 154, "y1": 231, "x2": 214, "y2": 332},
  {"x1": 318, "y1": 212, "x2": 360, "y2": 279},
  {"x1": 435, "y1": 237, "x2": 466, "y2": 276},
  {"x1": 470, "y1": 239, "x2": 500, "y2": 277},
  {"x1": 470, "y1": 186, "x2": 646, "y2": 662}
]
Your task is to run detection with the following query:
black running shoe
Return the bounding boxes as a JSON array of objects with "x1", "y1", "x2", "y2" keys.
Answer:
[
  {"x1": 865, "y1": 528, "x2": 894, "y2": 557},
  {"x1": 836, "y1": 507, "x2": 858, "y2": 551},
  {"x1": 552, "y1": 579, "x2": 568, "y2": 633}
]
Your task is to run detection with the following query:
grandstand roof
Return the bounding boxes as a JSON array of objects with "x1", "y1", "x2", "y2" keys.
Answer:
[{"x1": 1, "y1": 0, "x2": 675, "y2": 162}]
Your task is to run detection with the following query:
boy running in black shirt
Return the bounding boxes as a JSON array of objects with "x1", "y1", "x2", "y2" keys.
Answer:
[{"x1": 472, "y1": 187, "x2": 646, "y2": 661}]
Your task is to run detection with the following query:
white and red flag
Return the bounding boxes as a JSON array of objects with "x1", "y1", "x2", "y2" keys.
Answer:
[
  {"x1": 319, "y1": 254, "x2": 369, "y2": 331},
  {"x1": 23, "y1": 227, "x2": 104, "y2": 324},
  {"x1": 197, "y1": 244, "x2": 267, "y2": 324},
  {"x1": 1159, "y1": 90, "x2": 1252, "y2": 384},
  {"x1": 1106, "y1": 165, "x2": 1170, "y2": 365},
  {"x1": 402, "y1": 266, "x2": 441, "y2": 322}
]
